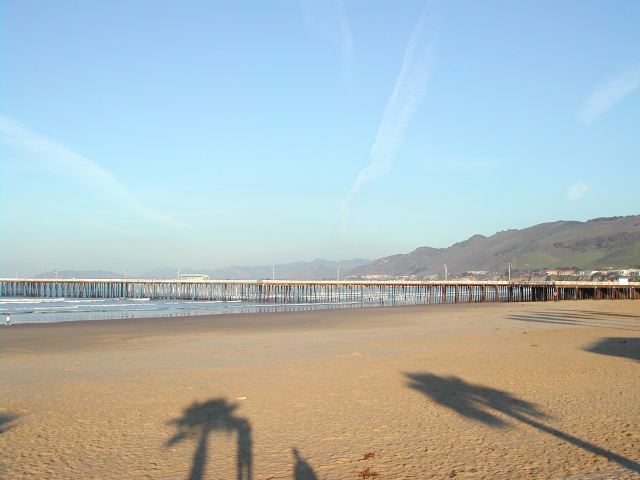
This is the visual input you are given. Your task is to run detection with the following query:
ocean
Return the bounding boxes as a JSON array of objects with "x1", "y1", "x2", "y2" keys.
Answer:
[{"x1": 0, "y1": 296, "x2": 366, "y2": 324}]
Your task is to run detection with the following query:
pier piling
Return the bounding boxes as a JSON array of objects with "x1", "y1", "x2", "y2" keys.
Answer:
[{"x1": 0, "y1": 279, "x2": 638, "y2": 306}]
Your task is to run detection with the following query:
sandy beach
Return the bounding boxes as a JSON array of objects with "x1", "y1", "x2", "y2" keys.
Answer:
[{"x1": 1, "y1": 300, "x2": 639, "y2": 479}]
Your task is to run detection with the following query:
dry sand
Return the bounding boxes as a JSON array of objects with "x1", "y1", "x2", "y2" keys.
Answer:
[{"x1": 1, "y1": 300, "x2": 639, "y2": 479}]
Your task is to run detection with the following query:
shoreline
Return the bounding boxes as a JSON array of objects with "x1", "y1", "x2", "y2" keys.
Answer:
[
  {"x1": 1, "y1": 302, "x2": 497, "y2": 355},
  {"x1": 3, "y1": 300, "x2": 467, "y2": 328},
  {"x1": 5, "y1": 296, "x2": 639, "y2": 329},
  {"x1": 3, "y1": 300, "x2": 639, "y2": 356}
]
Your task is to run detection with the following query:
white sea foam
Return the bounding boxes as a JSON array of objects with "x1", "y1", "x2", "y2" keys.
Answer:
[
  {"x1": 12, "y1": 306, "x2": 77, "y2": 311},
  {"x1": 183, "y1": 300, "x2": 225, "y2": 304},
  {"x1": 228, "y1": 301, "x2": 360, "y2": 308},
  {"x1": 0, "y1": 297, "x2": 66, "y2": 304},
  {"x1": 66, "y1": 299, "x2": 111, "y2": 303},
  {"x1": 82, "y1": 303, "x2": 153, "y2": 309},
  {"x1": 4, "y1": 302, "x2": 156, "y2": 313}
]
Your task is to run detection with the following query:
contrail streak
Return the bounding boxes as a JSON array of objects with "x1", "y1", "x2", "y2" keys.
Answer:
[
  {"x1": 577, "y1": 69, "x2": 640, "y2": 125},
  {"x1": 341, "y1": 5, "x2": 435, "y2": 233},
  {"x1": 1, "y1": 116, "x2": 184, "y2": 228}
]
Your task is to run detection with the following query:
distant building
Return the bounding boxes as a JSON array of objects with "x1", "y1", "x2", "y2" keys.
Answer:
[
  {"x1": 590, "y1": 270, "x2": 608, "y2": 276},
  {"x1": 361, "y1": 274, "x2": 395, "y2": 280},
  {"x1": 545, "y1": 268, "x2": 576, "y2": 276},
  {"x1": 179, "y1": 274, "x2": 209, "y2": 281},
  {"x1": 617, "y1": 269, "x2": 640, "y2": 276}
]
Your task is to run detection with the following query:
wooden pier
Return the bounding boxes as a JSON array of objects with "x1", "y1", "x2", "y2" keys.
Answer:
[{"x1": 1, "y1": 279, "x2": 638, "y2": 305}]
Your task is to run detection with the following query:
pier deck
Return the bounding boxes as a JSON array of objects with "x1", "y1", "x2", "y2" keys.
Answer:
[{"x1": 1, "y1": 279, "x2": 638, "y2": 304}]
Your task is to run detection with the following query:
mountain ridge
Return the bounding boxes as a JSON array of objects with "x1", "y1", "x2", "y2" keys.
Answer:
[
  {"x1": 31, "y1": 258, "x2": 370, "y2": 280},
  {"x1": 26, "y1": 216, "x2": 640, "y2": 280},
  {"x1": 346, "y1": 215, "x2": 640, "y2": 278},
  {"x1": 143, "y1": 258, "x2": 370, "y2": 280}
]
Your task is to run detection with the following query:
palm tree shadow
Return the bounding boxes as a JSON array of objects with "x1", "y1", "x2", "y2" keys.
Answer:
[
  {"x1": 574, "y1": 310, "x2": 640, "y2": 320},
  {"x1": 585, "y1": 337, "x2": 640, "y2": 362},
  {"x1": 292, "y1": 448, "x2": 318, "y2": 480},
  {"x1": 406, "y1": 372, "x2": 640, "y2": 474},
  {"x1": 407, "y1": 373, "x2": 546, "y2": 428},
  {"x1": 167, "y1": 398, "x2": 252, "y2": 480},
  {"x1": 0, "y1": 413, "x2": 19, "y2": 434},
  {"x1": 506, "y1": 311, "x2": 640, "y2": 332}
]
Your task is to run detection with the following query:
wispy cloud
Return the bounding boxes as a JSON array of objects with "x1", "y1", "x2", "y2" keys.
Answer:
[
  {"x1": 567, "y1": 182, "x2": 588, "y2": 201},
  {"x1": 341, "y1": 4, "x2": 435, "y2": 232},
  {"x1": 576, "y1": 69, "x2": 640, "y2": 125},
  {"x1": 300, "y1": 0, "x2": 353, "y2": 84},
  {"x1": 0, "y1": 116, "x2": 184, "y2": 227}
]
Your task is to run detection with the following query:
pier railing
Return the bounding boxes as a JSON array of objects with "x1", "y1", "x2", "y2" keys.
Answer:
[{"x1": 1, "y1": 279, "x2": 638, "y2": 305}]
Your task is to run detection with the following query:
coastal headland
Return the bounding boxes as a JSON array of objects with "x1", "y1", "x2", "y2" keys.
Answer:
[{"x1": 1, "y1": 300, "x2": 639, "y2": 479}]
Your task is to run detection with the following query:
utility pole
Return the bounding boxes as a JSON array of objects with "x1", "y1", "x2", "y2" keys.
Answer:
[
  {"x1": 125, "y1": 268, "x2": 128, "y2": 281},
  {"x1": 508, "y1": 263, "x2": 512, "y2": 283},
  {"x1": 337, "y1": 265, "x2": 341, "y2": 281},
  {"x1": 444, "y1": 264, "x2": 448, "y2": 281},
  {"x1": 272, "y1": 266, "x2": 275, "y2": 281},
  {"x1": 55, "y1": 269, "x2": 58, "y2": 280}
]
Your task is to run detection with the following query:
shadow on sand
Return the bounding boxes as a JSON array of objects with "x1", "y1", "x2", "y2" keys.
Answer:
[
  {"x1": 585, "y1": 337, "x2": 640, "y2": 362},
  {"x1": 407, "y1": 372, "x2": 640, "y2": 474},
  {"x1": 506, "y1": 309, "x2": 640, "y2": 332},
  {"x1": 0, "y1": 413, "x2": 19, "y2": 434},
  {"x1": 573, "y1": 310, "x2": 640, "y2": 320},
  {"x1": 167, "y1": 398, "x2": 252, "y2": 480},
  {"x1": 292, "y1": 448, "x2": 319, "y2": 480}
]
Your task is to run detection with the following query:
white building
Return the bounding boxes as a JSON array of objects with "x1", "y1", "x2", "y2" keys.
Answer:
[{"x1": 179, "y1": 274, "x2": 209, "y2": 281}]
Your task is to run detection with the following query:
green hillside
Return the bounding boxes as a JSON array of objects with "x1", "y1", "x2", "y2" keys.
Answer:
[
  {"x1": 514, "y1": 251, "x2": 561, "y2": 269},
  {"x1": 555, "y1": 251, "x2": 609, "y2": 269},
  {"x1": 594, "y1": 243, "x2": 640, "y2": 267},
  {"x1": 515, "y1": 246, "x2": 640, "y2": 270},
  {"x1": 350, "y1": 215, "x2": 640, "y2": 277}
]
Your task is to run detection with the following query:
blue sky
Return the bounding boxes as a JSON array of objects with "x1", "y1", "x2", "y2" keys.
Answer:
[{"x1": 2, "y1": 0, "x2": 639, "y2": 275}]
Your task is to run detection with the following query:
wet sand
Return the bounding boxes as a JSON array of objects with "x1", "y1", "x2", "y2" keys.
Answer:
[{"x1": 1, "y1": 300, "x2": 639, "y2": 479}]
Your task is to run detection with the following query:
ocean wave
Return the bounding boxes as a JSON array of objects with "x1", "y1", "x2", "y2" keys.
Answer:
[
  {"x1": 2, "y1": 296, "x2": 371, "y2": 324},
  {"x1": 65, "y1": 298, "x2": 111, "y2": 303},
  {"x1": 13, "y1": 305, "x2": 78, "y2": 312},
  {"x1": 10, "y1": 305, "x2": 164, "y2": 316},
  {"x1": 0, "y1": 297, "x2": 66, "y2": 304},
  {"x1": 233, "y1": 301, "x2": 361, "y2": 308},
  {"x1": 5, "y1": 302, "x2": 159, "y2": 313},
  {"x1": 183, "y1": 300, "x2": 224, "y2": 304}
]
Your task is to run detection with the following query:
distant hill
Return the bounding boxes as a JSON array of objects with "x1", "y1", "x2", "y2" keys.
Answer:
[
  {"x1": 347, "y1": 215, "x2": 640, "y2": 278},
  {"x1": 35, "y1": 270, "x2": 123, "y2": 279},
  {"x1": 142, "y1": 258, "x2": 371, "y2": 280},
  {"x1": 32, "y1": 216, "x2": 640, "y2": 281}
]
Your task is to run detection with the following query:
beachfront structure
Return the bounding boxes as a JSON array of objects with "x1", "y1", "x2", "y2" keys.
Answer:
[
  {"x1": 545, "y1": 269, "x2": 577, "y2": 276},
  {"x1": 179, "y1": 273, "x2": 209, "y2": 281},
  {"x1": 1, "y1": 279, "x2": 638, "y2": 304}
]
